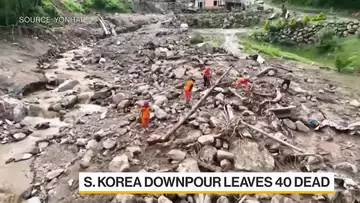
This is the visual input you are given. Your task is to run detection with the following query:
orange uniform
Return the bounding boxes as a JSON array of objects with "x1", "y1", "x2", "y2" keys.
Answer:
[
  {"x1": 184, "y1": 80, "x2": 194, "y2": 102},
  {"x1": 140, "y1": 101, "x2": 150, "y2": 128},
  {"x1": 235, "y1": 77, "x2": 249, "y2": 91}
]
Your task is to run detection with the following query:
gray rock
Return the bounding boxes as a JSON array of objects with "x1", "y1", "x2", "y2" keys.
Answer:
[
  {"x1": 271, "y1": 195, "x2": 295, "y2": 203},
  {"x1": 349, "y1": 99, "x2": 360, "y2": 107},
  {"x1": 126, "y1": 146, "x2": 142, "y2": 156},
  {"x1": 295, "y1": 121, "x2": 310, "y2": 132},
  {"x1": 153, "y1": 105, "x2": 168, "y2": 120},
  {"x1": 75, "y1": 138, "x2": 87, "y2": 146},
  {"x1": 177, "y1": 158, "x2": 200, "y2": 172},
  {"x1": 199, "y1": 145, "x2": 217, "y2": 164},
  {"x1": 109, "y1": 154, "x2": 130, "y2": 172},
  {"x1": 283, "y1": 119, "x2": 296, "y2": 130},
  {"x1": 189, "y1": 32, "x2": 204, "y2": 44},
  {"x1": 27, "y1": 197, "x2": 41, "y2": 203},
  {"x1": 173, "y1": 67, "x2": 185, "y2": 79},
  {"x1": 158, "y1": 195, "x2": 173, "y2": 203},
  {"x1": 102, "y1": 138, "x2": 117, "y2": 149},
  {"x1": 215, "y1": 93, "x2": 224, "y2": 103},
  {"x1": 118, "y1": 119, "x2": 130, "y2": 127},
  {"x1": 216, "y1": 150, "x2": 235, "y2": 161},
  {"x1": 167, "y1": 149, "x2": 186, "y2": 161},
  {"x1": 113, "y1": 93, "x2": 126, "y2": 105},
  {"x1": 57, "y1": 79, "x2": 79, "y2": 92},
  {"x1": 86, "y1": 140, "x2": 99, "y2": 150},
  {"x1": 13, "y1": 103, "x2": 28, "y2": 122},
  {"x1": 232, "y1": 139, "x2": 275, "y2": 171},
  {"x1": 117, "y1": 100, "x2": 130, "y2": 110},
  {"x1": 334, "y1": 162, "x2": 358, "y2": 174},
  {"x1": 198, "y1": 135, "x2": 214, "y2": 145},
  {"x1": 114, "y1": 194, "x2": 136, "y2": 203},
  {"x1": 60, "y1": 95, "x2": 78, "y2": 108},
  {"x1": 216, "y1": 196, "x2": 229, "y2": 203},
  {"x1": 50, "y1": 103, "x2": 63, "y2": 112},
  {"x1": 197, "y1": 43, "x2": 214, "y2": 54},
  {"x1": 154, "y1": 95, "x2": 168, "y2": 106},
  {"x1": 220, "y1": 159, "x2": 232, "y2": 171},
  {"x1": 46, "y1": 168, "x2": 64, "y2": 180},
  {"x1": 12, "y1": 132, "x2": 27, "y2": 140},
  {"x1": 136, "y1": 85, "x2": 150, "y2": 94},
  {"x1": 80, "y1": 150, "x2": 94, "y2": 168}
]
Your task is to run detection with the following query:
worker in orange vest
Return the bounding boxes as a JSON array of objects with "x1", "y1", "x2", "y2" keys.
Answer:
[
  {"x1": 203, "y1": 66, "x2": 211, "y2": 87},
  {"x1": 139, "y1": 100, "x2": 150, "y2": 131},
  {"x1": 235, "y1": 77, "x2": 249, "y2": 91},
  {"x1": 184, "y1": 78, "x2": 195, "y2": 104}
]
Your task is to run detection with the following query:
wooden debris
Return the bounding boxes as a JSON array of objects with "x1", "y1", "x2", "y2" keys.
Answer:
[{"x1": 241, "y1": 120, "x2": 305, "y2": 153}]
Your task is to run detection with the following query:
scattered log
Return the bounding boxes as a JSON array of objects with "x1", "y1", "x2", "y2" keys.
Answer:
[
  {"x1": 228, "y1": 87, "x2": 243, "y2": 100},
  {"x1": 268, "y1": 105, "x2": 296, "y2": 118},
  {"x1": 161, "y1": 66, "x2": 234, "y2": 142},
  {"x1": 97, "y1": 14, "x2": 111, "y2": 36},
  {"x1": 259, "y1": 88, "x2": 282, "y2": 106},
  {"x1": 256, "y1": 67, "x2": 277, "y2": 77},
  {"x1": 240, "y1": 120, "x2": 305, "y2": 153}
]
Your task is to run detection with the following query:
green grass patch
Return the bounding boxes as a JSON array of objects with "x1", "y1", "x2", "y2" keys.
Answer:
[
  {"x1": 83, "y1": 0, "x2": 133, "y2": 13},
  {"x1": 238, "y1": 35, "x2": 313, "y2": 63},
  {"x1": 238, "y1": 34, "x2": 360, "y2": 73}
]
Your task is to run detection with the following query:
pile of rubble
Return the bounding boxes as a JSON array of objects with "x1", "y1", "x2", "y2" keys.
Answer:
[{"x1": 1, "y1": 19, "x2": 360, "y2": 203}]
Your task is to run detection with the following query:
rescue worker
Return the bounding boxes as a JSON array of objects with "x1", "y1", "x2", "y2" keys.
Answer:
[
  {"x1": 280, "y1": 72, "x2": 292, "y2": 92},
  {"x1": 235, "y1": 77, "x2": 249, "y2": 92},
  {"x1": 184, "y1": 78, "x2": 195, "y2": 104},
  {"x1": 139, "y1": 100, "x2": 150, "y2": 131},
  {"x1": 203, "y1": 66, "x2": 211, "y2": 87}
]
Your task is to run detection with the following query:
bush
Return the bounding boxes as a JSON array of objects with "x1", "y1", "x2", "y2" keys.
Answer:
[
  {"x1": 314, "y1": 27, "x2": 338, "y2": 53},
  {"x1": 264, "y1": 20, "x2": 270, "y2": 30},
  {"x1": 61, "y1": 0, "x2": 85, "y2": 13},
  {"x1": 311, "y1": 12, "x2": 327, "y2": 21},
  {"x1": 288, "y1": 18, "x2": 298, "y2": 28},
  {"x1": 302, "y1": 15, "x2": 310, "y2": 25}
]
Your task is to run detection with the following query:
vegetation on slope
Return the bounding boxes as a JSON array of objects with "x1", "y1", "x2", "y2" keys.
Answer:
[
  {"x1": 271, "y1": 0, "x2": 360, "y2": 12},
  {"x1": 0, "y1": 0, "x2": 133, "y2": 26},
  {"x1": 239, "y1": 34, "x2": 360, "y2": 74}
]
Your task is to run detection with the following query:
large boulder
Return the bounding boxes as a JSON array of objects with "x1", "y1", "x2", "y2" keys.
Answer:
[
  {"x1": 0, "y1": 95, "x2": 28, "y2": 122},
  {"x1": 189, "y1": 32, "x2": 204, "y2": 44},
  {"x1": 231, "y1": 139, "x2": 275, "y2": 171}
]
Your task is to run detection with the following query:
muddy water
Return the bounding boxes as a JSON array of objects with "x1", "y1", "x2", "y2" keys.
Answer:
[{"x1": 0, "y1": 45, "x2": 109, "y2": 199}]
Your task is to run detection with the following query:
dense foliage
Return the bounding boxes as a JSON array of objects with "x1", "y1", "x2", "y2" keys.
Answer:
[
  {"x1": 0, "y1": 0, "x2": 133, "y2": 26},
  {"x1": 313, "y1": 27, "x2": 338, "y2": 53},
  {"x1": 272, "y1": 0, "x2": 360, "y2": 10}
]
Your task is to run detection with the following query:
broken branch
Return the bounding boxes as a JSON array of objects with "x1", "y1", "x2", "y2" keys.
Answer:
[
  {"x1": 240, "y1": 120, "x2": 305, "y2": 153},
  {"x1": 256, "y1": 67, "x2": 277, "y2": 77},
  {"x1": 228, "y1": 87, "x2": 243, "y2": 100},
  {"x1": 162, "y1": 67, "x2": 234, "y2": 141}
]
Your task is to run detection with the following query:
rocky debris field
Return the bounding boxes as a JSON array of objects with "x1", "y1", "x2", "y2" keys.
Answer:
[{"x1": 1, "y1": 15, "x2": 360, "y2": 203}]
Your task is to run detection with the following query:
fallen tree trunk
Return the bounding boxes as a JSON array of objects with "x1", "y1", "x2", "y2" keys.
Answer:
[
  {"x1": 162, "y1": 66, "x2": 234, "y2": 141},
  {"x1": 97, "y1": 14, "x2": 111, "y2": 36},
  {"x1": 241, "y1": 120, "x2": 305, "y2": 153}
]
